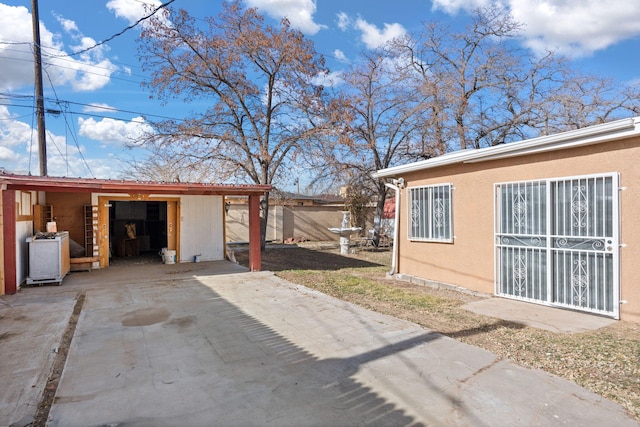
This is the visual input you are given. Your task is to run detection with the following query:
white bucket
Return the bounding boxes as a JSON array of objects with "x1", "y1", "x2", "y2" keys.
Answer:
[{"x1": 163, "y1": 250, "x2": 176, "y2": 264}]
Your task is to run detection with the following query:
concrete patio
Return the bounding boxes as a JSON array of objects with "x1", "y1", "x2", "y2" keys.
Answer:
[{"x1": 0, "y1": 260, "x2": 637, "y2": 426}]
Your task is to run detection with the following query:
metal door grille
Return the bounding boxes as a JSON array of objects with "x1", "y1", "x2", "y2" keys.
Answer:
[{"x1": 495, "y1": 174, "x2": 619, "y2": 318}]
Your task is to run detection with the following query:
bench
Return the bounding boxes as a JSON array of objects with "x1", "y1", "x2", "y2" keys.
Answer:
[{"x1": 70, "y1": 256, "x2": 99, "y2": 272}]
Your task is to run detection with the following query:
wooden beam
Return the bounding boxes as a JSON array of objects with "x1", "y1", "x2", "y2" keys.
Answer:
[
  {"x1": 2, "y1": 189, "x2": 17, "y2": 294},
  {"x1": 248, "y1": 195, "x2": 261, "y2": 272}
]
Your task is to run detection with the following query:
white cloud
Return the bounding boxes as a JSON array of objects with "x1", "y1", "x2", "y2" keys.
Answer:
[
  {"x1": 78, "y1": 116, "x2": 154, "y2": 145},
  {"x1": 245, "y1": 0, "x2": 326, "y2": 35},
  {"x1": 0, "y1": 106, "x2": 34, "y2": 163},
  {"x1": 0, "y1": 146, "x2": 19, "y2": 162},
  {"x1": 312, "y1": 70, "x2": 344, "y2": 87},
  {"x1": 333, "y1": 49, "x2": 348, "y2": 63},
  {"x1": 54, "y1": 13, "x2": 79, "y2": 34},
  {"x1": 106, "y1": 0, "x2": 162, "y2": 24},
  {"x1": 509, "y1": 0, "x2": 640, "y2": 57},
  {"x1": 431, "y1": 0, "x2": 491, "y2": 14},
  {"x1": 355, "y1": 18, "x2": 407, "y2": 49},
  {"x1": 83, "y1": 103, "x2": 117, "y2": 113},
  {"x1": 71, "y1": 59, "x2": 116, "y2": 91},
  {"x1": 0, "y1": 106, "x2": 101, "y2": 176},
  {"x1": 337, "y1": 12, "x2": 351, "y2": 31},
  {"x1": 432, "y1": 0, "x2": 640, "y2": 58},
  {"x1": 0, "y1": 4, "x2": 116, "y2": 92}
]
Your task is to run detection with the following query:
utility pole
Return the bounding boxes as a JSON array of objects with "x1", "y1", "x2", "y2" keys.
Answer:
[{"x1": 31, "y1": 0, "x2": 47, "y2": 176}]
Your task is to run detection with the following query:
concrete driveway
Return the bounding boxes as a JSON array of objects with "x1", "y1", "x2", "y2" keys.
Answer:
[{"x1": 1, "y1": 260, "x2": 637, "y2": 426}]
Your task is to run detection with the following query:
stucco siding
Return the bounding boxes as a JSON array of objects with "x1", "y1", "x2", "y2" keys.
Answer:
[
  {"x1": 180, "y1": 195, "x2": 224, "y2": 262},
  {"x1": 396, "y1": 135, "x2": 640, "y2": 322}
]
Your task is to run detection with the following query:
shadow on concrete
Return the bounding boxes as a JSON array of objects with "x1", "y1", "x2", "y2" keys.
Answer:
[
  {"x1": 446, "y1": 319, "x2": 526, "y2": 339},
  {"x1": 44, "y1": 264, "x2": 486, "y2": 426},
  {"x1": 234, "y1": 246, "x2": 384, "y2": 271}
]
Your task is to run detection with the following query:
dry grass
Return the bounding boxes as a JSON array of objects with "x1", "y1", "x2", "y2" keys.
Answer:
[{"x1": 236, "y1": 243, "x2": 640, "y2": 421}]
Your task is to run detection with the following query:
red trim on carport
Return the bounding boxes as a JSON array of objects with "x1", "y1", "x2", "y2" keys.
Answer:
[
  {"x1": 2, "y1": 189, "x2": 17, "y2": 294},
  {"x1": 248, "y1": 195, "x2": 261, "y2": 272}
]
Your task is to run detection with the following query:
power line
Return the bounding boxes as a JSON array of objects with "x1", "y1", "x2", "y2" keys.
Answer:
[
  {"x1": 0, "y1": 44, "x2": 149, "y2": 83},
  {"x1": 0, "y1": 101, "x2": 176, "y2": 125},
  {"x1": 0, "y1": 113, "x2": 32, "y2": 121},
  {"x1": 0, "y1": 45, "x2": 149, "y2": 80},
  {"x1": 48, "y1": 0, "x2": 176, "y2": 59},
  {"x1": 0, "y1": 92, "x2": 186, "y2": 122},
  {"x1": 0, "y1": 53, "x2": 146, "y2": 87},
  {"x1": 43, "y1": 66, "x2": 95, "y2": 177}
]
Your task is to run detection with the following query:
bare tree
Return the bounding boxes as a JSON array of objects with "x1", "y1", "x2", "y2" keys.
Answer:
[
  {"x1": 120, "y1": 144, "x2": 219, "y2": 183},
  {"x1": 311, "y1": 6, "x2": 640, "y2": 227},
  {"x1": 400, "y1": 6, "x2": 640, "y2": 150},
  {"x1": 138, "y1": 1, "x2": 327, "y2": 248},
  {"x1": 308, "y1": 48, "x2": 425, "y2": 225}
]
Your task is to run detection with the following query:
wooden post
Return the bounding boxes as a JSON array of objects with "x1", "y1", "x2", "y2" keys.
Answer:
[
  {"x1": 31, "y1": 0, "x2": 47, "y2": 176},
  {"x1": 248, "y1": 195, "x2": 261, "y2": 271},
  {"x1": 2, "y1": 189, "x2": 17, "y2": 294}
]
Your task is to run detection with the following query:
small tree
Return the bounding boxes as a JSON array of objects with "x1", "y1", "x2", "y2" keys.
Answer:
[
  {"x1": 307, "y1": 47, "x2": 425, "y2": 225},
  {"x1": 343, "y1": 182, "x2": 372, "y2": 234}
]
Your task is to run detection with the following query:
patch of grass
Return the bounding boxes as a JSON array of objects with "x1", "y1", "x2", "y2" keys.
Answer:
[{"x1": 280, "y1": 267, "x2": 450, "y2": 311}]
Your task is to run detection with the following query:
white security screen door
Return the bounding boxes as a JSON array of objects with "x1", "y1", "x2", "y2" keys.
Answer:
[{"x1": 495, "y1": 173, "x2": 619, "y2": 318}]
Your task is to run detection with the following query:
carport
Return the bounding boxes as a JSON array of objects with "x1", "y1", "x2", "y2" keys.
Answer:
[{"x1": 0, "y1": 172, "x2": 270, "y2": 295}]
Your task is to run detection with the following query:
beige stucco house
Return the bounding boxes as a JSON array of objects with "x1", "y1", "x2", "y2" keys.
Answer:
[{"x1": 374, "y1": 116, "x2": 640, "y2": 323}]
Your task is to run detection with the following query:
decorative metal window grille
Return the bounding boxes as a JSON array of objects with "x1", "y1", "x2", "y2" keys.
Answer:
[{"x1": 408, "y1": 184, "x2": 452, "y2": 241}]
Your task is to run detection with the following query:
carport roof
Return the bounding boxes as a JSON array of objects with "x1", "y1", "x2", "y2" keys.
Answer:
[{"x1": 0, "y1": 172, "x2": 271, "y2": 196}]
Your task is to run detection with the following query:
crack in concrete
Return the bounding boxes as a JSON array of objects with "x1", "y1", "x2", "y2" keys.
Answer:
[{"x1": 33, "y1": 291, "x2": 86, "y2": 427}]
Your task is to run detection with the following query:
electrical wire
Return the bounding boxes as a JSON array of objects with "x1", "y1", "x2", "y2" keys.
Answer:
[
  {"x1": 43, "y1": 67, "x2": 95, "y2": 177},
  {"x1": 47, "y1": 0, "x2": 176, "y2": 59},
  {"x1": 0, "y1": 113, "x2": 32, "y2": 121},
  {"x1": 0, "y1": 93, "x2": 185, "y2": 122}
]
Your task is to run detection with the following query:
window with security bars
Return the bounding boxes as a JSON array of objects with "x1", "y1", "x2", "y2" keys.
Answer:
[{"x1": 408, "y1": 184, "x2": 452, "y2": 242}]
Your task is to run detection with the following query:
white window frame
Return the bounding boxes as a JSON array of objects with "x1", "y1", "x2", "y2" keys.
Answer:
[{"x1": 407, "y1": 183, "x2": 453, "y2": 243}]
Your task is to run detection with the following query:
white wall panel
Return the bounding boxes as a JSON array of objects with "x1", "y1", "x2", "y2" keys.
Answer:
[
  {"x1": 16, "y1": 221, "x2": 32, "y2": 288},
  {"x1": 179, "y1": 196, "x2": 224, "y2": 262}
]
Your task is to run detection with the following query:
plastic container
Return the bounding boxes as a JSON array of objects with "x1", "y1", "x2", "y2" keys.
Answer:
[{"x1": 163, "y1": 249, "x2": 176, "y2": 264}]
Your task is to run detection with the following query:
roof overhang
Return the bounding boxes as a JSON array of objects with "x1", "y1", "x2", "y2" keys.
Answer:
[
  {"x1": 0, "y1": 173, "x2": 271, "y2": 196},
  {"x1": 373, "y1": 116, "x2": 640, "y2": 179}
]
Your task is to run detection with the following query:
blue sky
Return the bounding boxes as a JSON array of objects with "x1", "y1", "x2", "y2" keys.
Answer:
[{"x1": 0, "y1": 0, "x2": 639, "y2": 190}]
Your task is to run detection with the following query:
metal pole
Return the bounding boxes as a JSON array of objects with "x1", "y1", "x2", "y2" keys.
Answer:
[{"x1": 31, "y1": 0, "x2": 47, "y2": 176}]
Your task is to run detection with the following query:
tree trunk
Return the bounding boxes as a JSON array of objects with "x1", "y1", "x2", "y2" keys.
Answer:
[
  {"x1": 260, "y1": 192, "x2": 269, "y2": 251},
  {"x1": 375, "y1": 182, "x2": 387, "y2": 226}
]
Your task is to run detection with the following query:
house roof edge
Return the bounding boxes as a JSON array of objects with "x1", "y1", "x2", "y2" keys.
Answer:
[{"x1": 373, "y1": 116, "x2": 640, "y2": 178}]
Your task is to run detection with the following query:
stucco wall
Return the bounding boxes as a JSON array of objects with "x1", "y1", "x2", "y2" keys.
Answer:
[
  {"x1": 396, "y1": 136, "x2": 640, "y2": 322},
  {"x1": 226, "y1": 205, "x2": 372, "y2": 243}
]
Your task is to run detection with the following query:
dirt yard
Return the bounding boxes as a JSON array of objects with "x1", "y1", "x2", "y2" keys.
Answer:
[{"x1": 235, "y1": 243, "x2": 640, "y2": 421}]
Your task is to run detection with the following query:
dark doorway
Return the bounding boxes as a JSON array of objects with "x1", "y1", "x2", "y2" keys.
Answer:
[{"x1": 109, "y1": 201, "x2": 168, "y2": 262}]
